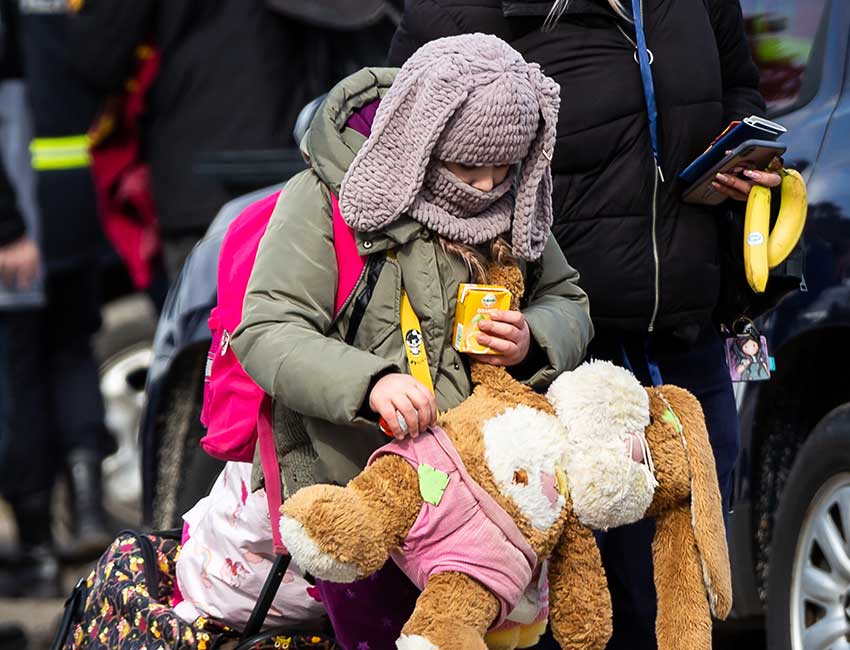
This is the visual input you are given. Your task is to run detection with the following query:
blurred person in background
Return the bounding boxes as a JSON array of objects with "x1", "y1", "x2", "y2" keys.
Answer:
[
  {"x1": 0, "y1": 0, "x2": 112, "y2": 599},
  {"x1": 0, "y1": 0, "x2": 51, "y2": 598},
  {"x1": 69, "y1": 0, "x2": 401, "y2": 279}
]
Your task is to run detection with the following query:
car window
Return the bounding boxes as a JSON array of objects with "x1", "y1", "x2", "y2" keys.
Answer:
[{"x1": 740, "y1": 0, "x2": 830, "y2": 114}]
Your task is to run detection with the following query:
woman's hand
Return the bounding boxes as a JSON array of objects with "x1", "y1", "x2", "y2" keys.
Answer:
[
  {"x1": 368, "y1": 373, "x2": 437, "y2": 439},
  {"x1": 711, "y1": 168, "x2": 782, "y2": 202},
  {"x1": 469, "y1": 310, "x2": 531, "y2": 367},
  {"x1": 0, "y1": 237, "x2": 40, "y2": 289}
]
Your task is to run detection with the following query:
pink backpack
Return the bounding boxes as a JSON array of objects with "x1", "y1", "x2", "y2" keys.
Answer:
[{"x1": 200, "y1": 188, "x2": 365, "y2": 552}]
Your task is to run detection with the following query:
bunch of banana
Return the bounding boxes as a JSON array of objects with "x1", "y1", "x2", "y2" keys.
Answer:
[{"x1": 743, "y1": 168, "x2": 807, "y2": 293}]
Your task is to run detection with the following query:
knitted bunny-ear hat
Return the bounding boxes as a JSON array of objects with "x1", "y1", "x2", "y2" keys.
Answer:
[{"x1": 339, "y1": 33, "x2": 560, "y2": 261}]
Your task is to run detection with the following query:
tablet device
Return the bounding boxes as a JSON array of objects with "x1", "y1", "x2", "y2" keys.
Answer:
[
  {"x1": 681, "y1": 140, "x2": 787, "y2": 206},
  {"x1": 679, "y1": 116, "x2": 786, "y2": 185}
]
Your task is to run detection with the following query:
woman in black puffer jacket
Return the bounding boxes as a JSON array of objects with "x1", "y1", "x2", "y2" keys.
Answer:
[{"x1": 389, "y1": 2, "x2": 778, "y2": 649}]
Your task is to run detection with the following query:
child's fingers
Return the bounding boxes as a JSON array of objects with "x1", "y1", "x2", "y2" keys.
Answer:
[
  {"x1": 409, "y1": 386, "x2": 436, "y2": 429},
  {"x1": 476, "y1": 332, "x2": 514, "y2": 354},
  {"x1": 391, "y1": 395, "x2": 421, "y2": 438},
  {"x1": 477, "y1": 318, "x2": 520, "y2": 342},
  {"x1": 489, "y1": 310, "x2": 525, "y2": 327},
  {"x1": 377, "y1": 403, "x2": 404, "y2": 438},
  {"x1": 417, "y1": 384, "x2": 438, "y2": 426}
]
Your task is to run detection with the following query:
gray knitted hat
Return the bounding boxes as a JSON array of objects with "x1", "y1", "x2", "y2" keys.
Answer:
[{"x1": 339, "y1": 33, "x2": 560, "y2": 260}]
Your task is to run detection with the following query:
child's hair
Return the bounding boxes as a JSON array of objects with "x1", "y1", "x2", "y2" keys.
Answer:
[{"x1": 439, "y1": 236, "x2": 516, "y2": 283}]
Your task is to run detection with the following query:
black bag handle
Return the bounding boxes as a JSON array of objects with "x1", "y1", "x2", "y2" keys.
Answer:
[{"x1": 239, "y1": 553, "x2": 293, "y2": 641}]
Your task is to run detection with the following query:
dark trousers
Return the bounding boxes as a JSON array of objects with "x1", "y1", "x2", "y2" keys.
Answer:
[
  {"x1": 537, "y1": 326, "x2": 739, "y2": 650},
  {"x1": 0, "y1": 269, "x2": 106, "y2": 504}
]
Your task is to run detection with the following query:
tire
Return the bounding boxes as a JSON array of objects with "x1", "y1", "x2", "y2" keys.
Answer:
[
  {"x1": 152, "y1": 351, "x2": 224, "y2": 530},
  {"x1": 766, "y1": 404, "x2": 850, "y2": 650}
]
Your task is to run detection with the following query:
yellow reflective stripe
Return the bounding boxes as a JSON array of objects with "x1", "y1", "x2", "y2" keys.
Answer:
[{"x1": 30, "y1": 135, "x2": 91, "y2": 170}]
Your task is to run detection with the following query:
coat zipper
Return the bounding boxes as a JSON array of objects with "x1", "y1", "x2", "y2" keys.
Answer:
[
  {"x1": 616, "y1": 3, "x2": 663, "y2": 332},
  {"x1": 648, "y1": 164, "x2": 662, "y2": 332}
]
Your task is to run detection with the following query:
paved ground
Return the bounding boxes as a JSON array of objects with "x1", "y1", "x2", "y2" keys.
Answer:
[{"x1": 0, "y1": 501, "x2": 95, "y2": 650}]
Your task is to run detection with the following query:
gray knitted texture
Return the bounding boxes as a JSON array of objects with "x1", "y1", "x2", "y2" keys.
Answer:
[
  {"x1": 410, "y1": 163, "x2": 514, "y2": 244},
  {"x1": 339, "y1": 33, "x2": 560, "y2": 261}
]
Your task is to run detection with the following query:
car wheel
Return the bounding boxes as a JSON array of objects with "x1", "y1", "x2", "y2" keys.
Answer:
[
  {"x1": 766, "y1": 405, "x2": 850, "y2": 650},
  {"x1": 152, "y1": 352, "x2": 224, "y2": 530}
]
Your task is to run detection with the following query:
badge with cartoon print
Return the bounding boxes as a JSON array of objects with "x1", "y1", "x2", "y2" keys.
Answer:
[{"x1": 724, "y1": 318, "x2": 772, "y2": 382}]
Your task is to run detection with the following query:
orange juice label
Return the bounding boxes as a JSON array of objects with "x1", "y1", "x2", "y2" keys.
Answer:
[{"x1": 453, "y1": 284, "x2": 512, "y2": 354}]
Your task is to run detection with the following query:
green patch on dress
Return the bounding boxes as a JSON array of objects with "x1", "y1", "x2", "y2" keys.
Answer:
[{"x1": 418, "y1": 464, "x2": 450, "y2": 506}]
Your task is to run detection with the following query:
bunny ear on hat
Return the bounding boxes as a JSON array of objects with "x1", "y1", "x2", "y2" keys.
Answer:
[
  {"x1": 339, "y1": 53, "x2": 471, "y2": 232},
  {"x1": 511, "y1": 64, "x2": 560, "y2": 261}
]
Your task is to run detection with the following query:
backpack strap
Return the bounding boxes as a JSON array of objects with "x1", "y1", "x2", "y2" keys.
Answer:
[
  {"x1": 332, "y1": 193, "x2": 366, "y2": 314},
  {"x1": 258, "y1": 395, "x2": 286, "y2": 554}
]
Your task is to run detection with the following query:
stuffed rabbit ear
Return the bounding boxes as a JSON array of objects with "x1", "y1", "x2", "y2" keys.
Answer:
[
  {"x1": 659, "y1": 386, "x2": 732, "y2": 618},
  {"x1": 511, "y1": 64, "x2": 560, "y2": 261},
  {"x1": 339, "y1": 57, "x2": 470, "y2": 232}
]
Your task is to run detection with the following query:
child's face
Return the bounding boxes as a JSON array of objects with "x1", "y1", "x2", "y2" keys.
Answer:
[
  {"x1": 443, "y1": 161, "x2": 511, "y2": 192},
  {"x1": 742, "y1": 339, "x2": 760, "y2": 356}
]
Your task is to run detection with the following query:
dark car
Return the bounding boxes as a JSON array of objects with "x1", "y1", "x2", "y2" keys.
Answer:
[{"x1": 140, "y1": 1, "x2": 850, "y2": 647}]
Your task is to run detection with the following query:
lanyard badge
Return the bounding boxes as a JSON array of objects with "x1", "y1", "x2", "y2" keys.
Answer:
[{"x1": 723, "y1": 319, "x2": 774, "y2": 383}]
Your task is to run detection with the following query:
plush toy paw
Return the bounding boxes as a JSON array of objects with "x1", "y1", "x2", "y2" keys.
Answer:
[
  {"x1": 279, "y1": 483, "x2": 392, "y2": 582},
  {"x1": 546, "y1": 360, "x2": 656, "y2": 530},
  {"x1": 279, "y1": 516, "x2": 361, "y2": 582},
  {"x1": 397, "y1": 634, "x2": 441, "y2": 650},
  {"x1": 398, "y1": 626, "x2": 488, "y2": 650}
]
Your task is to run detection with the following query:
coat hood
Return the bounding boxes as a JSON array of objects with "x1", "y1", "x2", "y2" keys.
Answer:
[{"x1": 301, "y1": 67, "x2": 398, "y2": 195}]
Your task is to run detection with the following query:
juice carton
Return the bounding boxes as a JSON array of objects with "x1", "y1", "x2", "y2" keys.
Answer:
[{"x1": 453, "y1": 283, "x2": 512, "y2": 354}]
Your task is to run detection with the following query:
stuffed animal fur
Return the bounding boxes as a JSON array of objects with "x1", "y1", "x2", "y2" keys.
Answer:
[
  {"x1": 279, "y1": 264, "x2": 731, "y2": 650},
  {"x1": 548, "y1": 363, "x2": 733, "y2": 650}
]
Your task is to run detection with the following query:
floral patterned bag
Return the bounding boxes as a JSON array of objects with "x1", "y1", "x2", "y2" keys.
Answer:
[{"x1": 50, "y1": 530, "x2": 337, "y2": 650}]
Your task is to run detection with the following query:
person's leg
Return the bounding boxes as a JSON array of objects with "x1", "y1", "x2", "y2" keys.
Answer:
[
  {"x1": 315, "y1": 561, "x2": 420, "y2": 650},
  {"x1": 1, "y1": 309, "x2": 53, "y2": 505},
  {"x1": 0, "y1": 309, "x2": 61, "y2": 598},
  {"x1": 651, "y1": 328, "x2": 740, "y2": 517},
  {"x1": 582, "y1": 333, "x2": 660, "y2": 650},
  {"x1": 45, "y1": 269, "x2": 112, "y2": 553}
]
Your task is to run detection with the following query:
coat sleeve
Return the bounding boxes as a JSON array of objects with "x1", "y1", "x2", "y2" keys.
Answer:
[
  {"x1": 0, "y1": 162, "x2": 25, "y2": 247},
  {"x1": 67, "y1": 0, "x2": 155, "y2": 92},
  {"x1": 231, "y1": 172, "x2": 399, "y2": 427},
  {"x1": 708, "y1": 0, "x2": 766, "y2": 123},
  {"x1": 520, "y1": 235, "x2": 593, "y2": 391}
]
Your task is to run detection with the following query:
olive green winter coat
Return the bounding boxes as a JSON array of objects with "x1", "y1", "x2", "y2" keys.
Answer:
[{"x1": 232, "y1": 68, "x2": 593, "y2": 492}]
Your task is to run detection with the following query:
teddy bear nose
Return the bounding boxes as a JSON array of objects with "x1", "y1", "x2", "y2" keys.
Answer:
[{"x1": 540, "y1": 471, "x2": 560, "y2": 507}]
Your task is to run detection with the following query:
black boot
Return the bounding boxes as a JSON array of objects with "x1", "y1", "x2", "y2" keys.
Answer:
[
  {"x1": 67, "y1": 449, "x2": 112, "y2": 557},
  {"x1": 0, "y1": 623, "x2": 28, "y2": 650},
  {"x1": 0, "y1": 491, "x2": 62, "y2": 599}
]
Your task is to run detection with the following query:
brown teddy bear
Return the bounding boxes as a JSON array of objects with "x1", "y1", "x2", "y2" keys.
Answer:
[{"x1": 279, "y1": 265, "x2": 731, "y2": 650}]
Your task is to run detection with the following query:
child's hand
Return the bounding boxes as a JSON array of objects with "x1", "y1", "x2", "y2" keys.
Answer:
[
  {"x1": 369, "y1": 373, "x2": 437, "y2": 439},
  {"x1": 471, "y1": 310, "x2": 531, "y2": 367}
]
